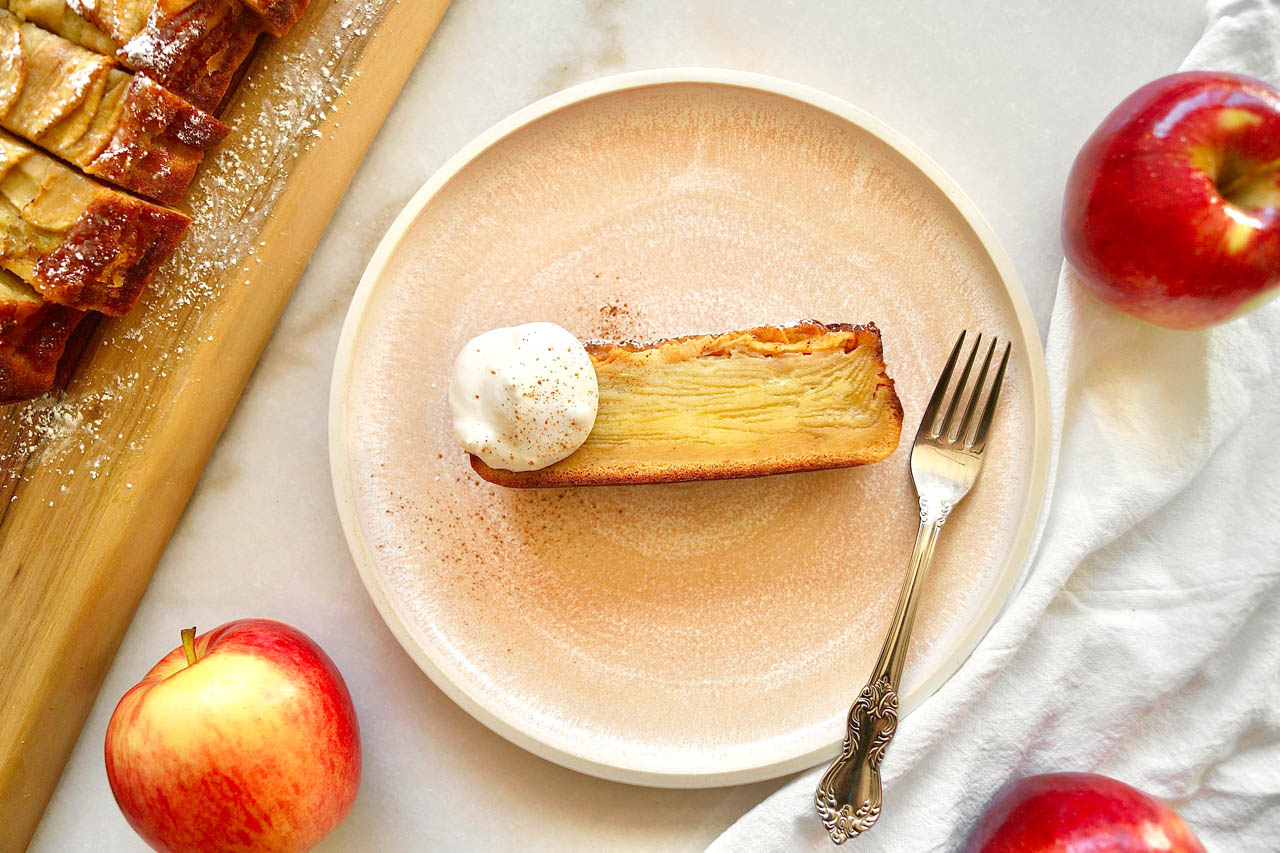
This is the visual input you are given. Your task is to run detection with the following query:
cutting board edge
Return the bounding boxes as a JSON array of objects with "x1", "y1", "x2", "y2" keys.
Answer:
[{"x1": 0, "y1": 1, "x2": 452, "y2": 848}]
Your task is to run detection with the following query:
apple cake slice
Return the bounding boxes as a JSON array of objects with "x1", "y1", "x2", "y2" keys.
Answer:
[
  {"x1": 470, "y1": 321, "x2": 904, "y2": 488},
  {"x1": 0, "y1": 130, "x2": 189, "y2": 315},
  {"x1": 0, "y1": 268, "x2": 80, "y2": 403},
  {"x1": 0, "y1": 0, "x2": 263, "y2": 112},
  {"x1": 0, "y1": 11, "x2": 228, "y2": 204}
]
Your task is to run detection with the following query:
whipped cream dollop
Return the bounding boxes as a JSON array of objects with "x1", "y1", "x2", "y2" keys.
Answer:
[{"x1": 448, "y1": 322, "x2": 599, "y2": 472}]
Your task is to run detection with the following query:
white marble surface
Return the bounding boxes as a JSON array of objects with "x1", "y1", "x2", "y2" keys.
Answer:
[{"x1": 31, "y1": 1, "x2": 1206, "y2": 850}]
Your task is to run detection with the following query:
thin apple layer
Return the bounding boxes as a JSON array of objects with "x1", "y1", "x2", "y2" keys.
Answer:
[
  {"x1": 470, "y1": 322, "x2": 903, "y2": 488},
  {"x1": 0, "y1": 11, "x2": 227, "y2": 204},
  {"x1": 0, "y1": 0, "x2": 263, "y2": 113},
  {"x1": 0, "y1": 130, "x2": 190, "y2": 315}
]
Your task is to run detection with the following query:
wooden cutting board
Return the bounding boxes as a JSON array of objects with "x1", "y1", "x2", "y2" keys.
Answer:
[{"x1": 0, "y1": 0, "x2": 451, "y2": 846}]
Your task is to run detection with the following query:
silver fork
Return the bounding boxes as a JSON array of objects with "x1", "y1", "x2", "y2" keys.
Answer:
[{"x1": 814, "y1": 330, "x2": 1011, "y2": 844}]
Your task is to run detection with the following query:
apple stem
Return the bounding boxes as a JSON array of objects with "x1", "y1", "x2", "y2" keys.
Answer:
[{"x1": 181, "y1": 627, "x2": 198, "y2": 667}]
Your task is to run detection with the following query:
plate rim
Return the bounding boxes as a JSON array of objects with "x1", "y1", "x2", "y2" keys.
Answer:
[{"x1": 328, "y1": 67, "x2": 1052, "y2": 788}]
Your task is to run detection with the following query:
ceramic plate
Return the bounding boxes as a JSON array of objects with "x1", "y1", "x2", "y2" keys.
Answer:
[{"x1": 330, "y1": 69, "x2": 1050, "y2": 787}]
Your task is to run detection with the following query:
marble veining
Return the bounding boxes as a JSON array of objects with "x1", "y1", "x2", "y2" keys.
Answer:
[{"x1": 28, "y1": 1, "x2": 1204, "y2": 851}]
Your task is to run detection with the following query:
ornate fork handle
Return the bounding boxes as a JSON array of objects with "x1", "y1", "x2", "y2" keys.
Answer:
[
  {"x1": 815, "y1": 496, "x2": 950, "y2": 843},
  {"x1": 814, "y1": 329, "x2": 1010, "y2": 843}
]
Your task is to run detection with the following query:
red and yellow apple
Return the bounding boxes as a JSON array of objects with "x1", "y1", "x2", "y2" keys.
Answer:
[
  {"x1": 964, "y1": 772, "x2": 1206, "y2": 853},
  {"x1": 105, "y1": 619, "x2": 361, "y2": 853},
  {"x1": 1063, "y1": 71, "x2": 1280, "y2": 329}
]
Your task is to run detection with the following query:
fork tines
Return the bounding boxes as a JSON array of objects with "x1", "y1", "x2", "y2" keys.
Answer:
[{"x1": 920, "y1": 330, "x2": 1011, "y2": 452}]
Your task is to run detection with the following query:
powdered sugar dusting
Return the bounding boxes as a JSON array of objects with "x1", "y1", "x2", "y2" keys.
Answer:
[
  {"x1": 120, "y1": 26, "x2": 199, "y2": 78},
  {"x1": 1, "y1": 0, "x2": 387, "y2": 496},
  {"x1": 338, "y1": 82, "x2": 1041, "y2": 766}
]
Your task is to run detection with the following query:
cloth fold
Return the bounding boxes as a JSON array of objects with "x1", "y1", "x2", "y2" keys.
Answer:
[{"x1": 710, "y1": 1, "x2": 1280, "y2": 850}]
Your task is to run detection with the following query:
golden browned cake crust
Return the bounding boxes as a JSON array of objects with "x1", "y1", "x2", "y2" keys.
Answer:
[
  {"x1": 2, "y1": 0, "x2": 262, "y2": 112},
  {"x1": 0, "y1": 130, "x2": 189, "y2": 314},
  {"x1": 0, "y1": 269, "x2": 81, "y2": 403},
  {"x1": 87, "y1": 75, "x2": 228, "y2": 202},
  {"x1": 0, "y1": 13, "x2": 227, "y2": 203},
  {"x1": 471, "y1": 321, "x2": 904, "y2": 488},
  {"x1": 236, "y1": 0, "x2": 307, "y2": 36}
]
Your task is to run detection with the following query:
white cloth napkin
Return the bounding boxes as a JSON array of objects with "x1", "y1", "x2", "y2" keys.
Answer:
[{"x1": 710, "y1": 1, "x2": 1280, "y2": 850}]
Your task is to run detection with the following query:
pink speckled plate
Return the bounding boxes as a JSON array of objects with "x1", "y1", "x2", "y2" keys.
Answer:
[{"x1": 330, "y1": 70, "x2": 1049, "y2": 787}]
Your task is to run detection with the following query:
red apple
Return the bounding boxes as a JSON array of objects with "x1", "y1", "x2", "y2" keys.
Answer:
[
  {"x1": 965, "y1": 772, "x2": 1206, "y2": 853},
  {"x1": 1063, "y1": 71, "x2": 1280, "y2": 329},
  {"x1": 105, "y1": 619, "x2": 361, "y2": 853}
]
